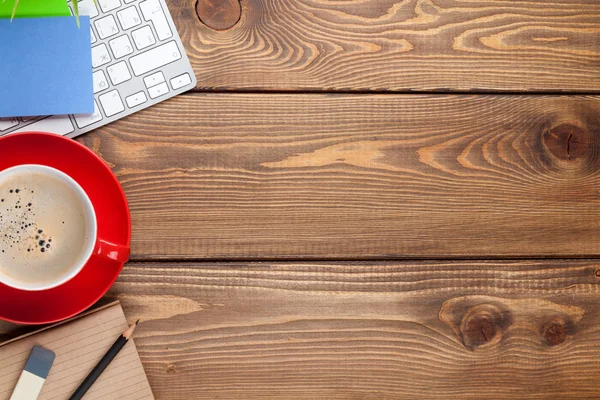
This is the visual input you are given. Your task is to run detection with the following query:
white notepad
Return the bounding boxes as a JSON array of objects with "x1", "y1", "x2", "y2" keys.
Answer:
[{"x1": 0, "y1": 301, "x2": 153, "y2": 400}]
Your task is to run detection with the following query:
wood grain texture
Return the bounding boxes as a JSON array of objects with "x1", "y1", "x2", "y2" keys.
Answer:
[
  {"x1": 78, "y1": 93, "x2": 600, "y2": 260},
  {"x1": 41, "y1": 261, "x2": 600, "y2": 398},
  {"x1": 176, "y1": 0, "x2": 600, "y2": 92},
  {"x1": 4, "y1": 260, "x2": 600, "y2": 398}
]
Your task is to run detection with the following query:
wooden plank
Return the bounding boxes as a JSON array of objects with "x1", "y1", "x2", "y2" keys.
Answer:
[
  {"x1": 78, "y1": 93, "x2": 600, "y2": 260},
  {"x1": 2, "y1": 260, "x2": 596, "y2": 399},
  {"x1": 176, "y1": 0, "x2": 600, "y2": 92},
  {"x1": 2, "y1": 261, "x2": 599, "y2": 398}
]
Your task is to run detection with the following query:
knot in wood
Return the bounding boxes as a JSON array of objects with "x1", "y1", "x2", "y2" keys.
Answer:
[
  {"x1": 460, "y1": 304, "x2": 507, "y2": 350},
  {"x1": 541, "y1": 318, "x2": 574, "y2": 347},
  {"x1": 543, "y1": 124, "x2": 590, "y2": 162},
  {"x1": 545, "y1": 322, "x2": 566, "y2": 346},
  {"x1": 166, "y1": 364, "x2": 177, "y2": 374},
  {"x1": 196, "y1": 0, "x2": 241, "y2": 30}
]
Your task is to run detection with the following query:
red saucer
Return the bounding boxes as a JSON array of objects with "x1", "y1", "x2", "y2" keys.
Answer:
[{"x1": 0, "y1": 132, "x2": 130, "y2": 325}]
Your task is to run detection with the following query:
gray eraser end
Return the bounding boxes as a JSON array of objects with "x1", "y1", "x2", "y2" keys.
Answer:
[{"x1": 24, "y1": 346, "x2": 55, "y2": 379}]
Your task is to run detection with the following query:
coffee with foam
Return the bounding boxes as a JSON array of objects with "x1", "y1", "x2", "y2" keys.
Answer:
[{"x1": 0, "y1": 165, "x2": 96, "y2": 290}]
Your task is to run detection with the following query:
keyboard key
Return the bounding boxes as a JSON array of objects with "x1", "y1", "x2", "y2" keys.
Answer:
[
  {"x1": 77, "y1": 0, "x2": 99, "y2": 17},
  {"x1": 170, "y1": 73, "x2": 192, "y2": 90},
  {"x1": 143, "y1": 71, "x2": 165, "y2": 88},
  {"x1": 21, "y1": 116, "x2": 38, "y2": 122},
  {"x1": 91, "y1": 43, "x2": 111, "y2": 68},
  {"x1": 93, "y1": 70, "x2": 109, "y2": 93},
  {"x1": 117, "y1": 6, "x2": 142, "y2": 30},
  {"x1": 148, "y1": 82, "x2": 169, "y2": 99},
  {"x1": 99, "y1": 90, "x2": 125, "y2": 117},
  {"x1": 74, "y1": 100, "x2": 103, "y2": 128},
  {"x1": 126, "y1": 91, "x2": 148, "y2": 108},
  {"x1": 107, "y1": 61, "x2": 132, "y2": 85},
  {"x1": 124, "y1": 0, "x2": 136, "y2": 4},
  {"x1": 140, "y1": 0, "x2": 172, "y2": 41},
  {"x1": 90, "y1": 28, "x2": 97, "y2": 43},
  {"x1": 131, "y1": 26, "x2": 156, "y2": 50},
  {"x1": 130, "y1": 41, "x2": 181, "y2": 76},
  {"x1": 10, "y1": 116, "x2": 74, "y2": 135},
  {"x1": 95, "y1": 15, "x2": 119, "y2": 39},
  {"x1": 109, "y1": 35, "x2": 134, "y2": 59},
  {"x1": 0, "y1": 118, "x2": 19, "y2": 132},
  {"x1": 98, "y1": 0, "x2": 121, "y2": 12}
]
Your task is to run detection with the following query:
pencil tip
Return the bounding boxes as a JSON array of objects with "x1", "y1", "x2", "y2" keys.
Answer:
[{"x1": 136, "y1": 319, "x2": 140, "y2": 325}]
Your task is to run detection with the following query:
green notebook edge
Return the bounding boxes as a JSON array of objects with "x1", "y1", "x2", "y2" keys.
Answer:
[{"x1": 0, "y1": 0, "x2": 70, "y2": 18}]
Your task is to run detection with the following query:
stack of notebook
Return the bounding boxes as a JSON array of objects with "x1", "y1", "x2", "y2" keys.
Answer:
[{"x1": 0, "y1": 0, "x2": 94, "y2": 118}]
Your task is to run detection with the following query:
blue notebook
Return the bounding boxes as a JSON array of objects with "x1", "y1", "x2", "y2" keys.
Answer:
[{"x1": 0, "y1": 16, "x2": 93, "y2": 117}]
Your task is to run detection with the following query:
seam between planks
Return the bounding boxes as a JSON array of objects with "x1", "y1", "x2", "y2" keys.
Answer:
[
  {"x1": 186, "y1": 88, "x2": 600, "y2": 96},
  {"x1": 126, "y1": 256, "x2": 600, "y2": 264}
]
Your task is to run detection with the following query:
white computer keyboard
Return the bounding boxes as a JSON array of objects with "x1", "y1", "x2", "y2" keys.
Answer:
[{"x1": 0, "y1": 0, "x2": 196, "y2": 138}]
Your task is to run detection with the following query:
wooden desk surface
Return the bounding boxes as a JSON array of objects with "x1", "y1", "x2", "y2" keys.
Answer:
[{"x1": 3, "y1": 0, "x2": 600, "y2": 398}]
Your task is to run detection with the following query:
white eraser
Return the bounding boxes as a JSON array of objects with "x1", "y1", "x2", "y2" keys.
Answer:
[{"x1": 10, "y1": 345, "x2": 55, "y2": 400}]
